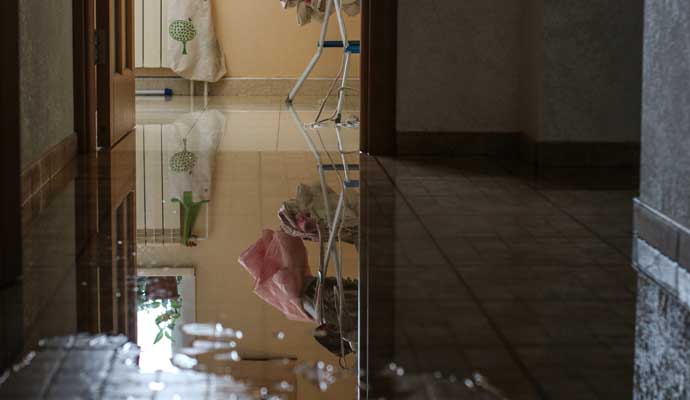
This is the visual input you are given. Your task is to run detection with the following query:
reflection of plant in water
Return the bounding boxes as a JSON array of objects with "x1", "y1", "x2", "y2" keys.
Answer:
[
  {"x1": 172, "y1": 191, "x2": 208, "y2": 247},
  {"x1": 137, "y1": 277, "x2": 183, "y2": 344},
  {"x1": 153, "y1": 298, "x2": 182, "y2": 344}
]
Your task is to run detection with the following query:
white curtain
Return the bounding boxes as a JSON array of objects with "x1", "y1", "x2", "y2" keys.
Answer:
[{"x1": 167, "y1": 0, "x2": 227, "y2": 82}]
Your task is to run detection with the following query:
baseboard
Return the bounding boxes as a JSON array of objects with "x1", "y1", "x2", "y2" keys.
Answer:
[
  {"x1": 397, "y1": 131, "x2": 522, "y2": 157},
  {"x1": 397, "y1": 131, "x2": 640, "y2": 168},
  {"x1": 136, "y1": 77, "x2": 360, "y2": 97},
  {"x1": 135, "y1": 68, "x2": 177, "y2": 77},
  {"x1": 633, "y1": 199, "x2": 690, "y2": 310},
  {"x1": 524, "y1": 138, "x2": 641, "y2": 168},
  {"x1": 20, "y1": 133, "x2": 78, "y2": 234}
]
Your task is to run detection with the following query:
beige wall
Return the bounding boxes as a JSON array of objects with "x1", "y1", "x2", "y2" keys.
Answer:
[{"x1": 212, "y1": 0, "x2": 360, "y2": 78}]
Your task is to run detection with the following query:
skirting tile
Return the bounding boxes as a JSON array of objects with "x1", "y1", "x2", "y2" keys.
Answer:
[
  {"x1": 634, "y1": 238, "x2": 678, "y2": 294},
  {"x1": 634, "y1": 200, "x2": 680, "y2": 261},
  {"x1": 634, "y1": 199, "x2": 690, "y2": 273},
  {"x1": 531, "y1": 141, "x2": 641, "y2": 168},
  {"x1": 396, "y1": 132, "x2": 521, "y2": 157},
  {"x1": 633, "y1": 199, "x2": 690, "y2": 311},
  {"x1": 396, "y1": 131, "x2": 640, "y2": 167}
]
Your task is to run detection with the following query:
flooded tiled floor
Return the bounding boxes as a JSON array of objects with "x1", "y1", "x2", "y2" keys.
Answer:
[
  {"x1": 1, "y1": 96, "x2": 640, "y2": 399},
  {"x1": 361, "y1": 157, "x2": 637, "y2": 399}
]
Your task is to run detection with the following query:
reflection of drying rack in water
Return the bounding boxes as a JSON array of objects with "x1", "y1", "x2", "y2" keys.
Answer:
[
  {"x1": 287, "y1": 103, "x2": 358, "y2": 324},
  {"x1": 287, "y1": 103, "x2": 359, "y2": 364},
  {"x1": 285, "y1": 0, "x2": 361, "y2": 362}
]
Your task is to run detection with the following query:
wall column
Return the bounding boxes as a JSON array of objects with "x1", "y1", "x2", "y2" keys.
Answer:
[{"x1": 632, "y1": 1, "x2": 690, "y2": 398}]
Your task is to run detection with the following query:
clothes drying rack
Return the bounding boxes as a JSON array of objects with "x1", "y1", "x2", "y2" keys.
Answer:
[
  {"x1": 285, "y1": 0, "x2": 360, "y2": 123},
  {"x1": 284, "y1": 0, "x2": 360, "y2": 360}
]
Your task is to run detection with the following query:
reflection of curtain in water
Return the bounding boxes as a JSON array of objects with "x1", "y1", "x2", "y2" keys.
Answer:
[{"x1": 165, "y1": 110, "x2": 225, "y2": 203}]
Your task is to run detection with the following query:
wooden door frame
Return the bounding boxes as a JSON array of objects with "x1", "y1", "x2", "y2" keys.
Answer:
[
  {"x1": 0, "y1": 0, "x2": 21, "y2": 288},
  {"x1": 360, "y1": 0, "x2": 398, "y2": 156},
  {"x1": 358, "y1": 2, "x2": 399, "y2": 397},
  {"x1": 73, "y1": 0, "x2": 101, "y2": 333},
  {"x1": 0, "y1": 0, "x2": 22, "y2": 373},
  {"x1": 73, "y1": 0, "x2": 97, "y2": 155},
  {"x1": 96, "y1": 0, "x2": 137, "y2": 149},
  {"x1": 73, "y1": 0, "x2": 138, "y2": 338}
]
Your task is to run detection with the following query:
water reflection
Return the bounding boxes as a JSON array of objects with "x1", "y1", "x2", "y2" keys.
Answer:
[
  {"x1": 136, "y1": 110, "x2": 225, "y2": 245},
  {"x1": 132, "y1": 98, "x2": 362, "y2": 396},
  {"x1": 136, "y1": 268, "x2": 196, "y2": 372}
]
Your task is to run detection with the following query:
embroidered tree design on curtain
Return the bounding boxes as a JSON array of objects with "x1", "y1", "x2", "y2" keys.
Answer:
[{"x1": 169, "y1": 18, "x2": 197, "y2": 55}]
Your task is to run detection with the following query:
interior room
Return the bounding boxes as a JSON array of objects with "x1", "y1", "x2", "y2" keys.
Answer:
[{"x1": 2, "y1": 0, "x2": 690, "y2": 399}]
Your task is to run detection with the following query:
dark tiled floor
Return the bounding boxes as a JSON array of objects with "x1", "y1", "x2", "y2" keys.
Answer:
[{"x1": 362, "y1": 157, "x2": 638, "y2": 400}]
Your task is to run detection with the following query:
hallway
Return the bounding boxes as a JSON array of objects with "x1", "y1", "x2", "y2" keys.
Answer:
[
  {"x1": 1, "y1": 94, "x2": 640, "y2": 399},
  {"x1": 6, "y1": 0, "x2": 690, "y2": 399}
]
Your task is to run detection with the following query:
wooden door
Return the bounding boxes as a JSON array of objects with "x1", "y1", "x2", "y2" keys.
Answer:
[
  {"x1": 0, "y1": 0, "x2": 21, "y2": 288},
  {"x1": 97, "y1": 0, "x2": 136, "y2": 148},
  {"x1": 0, "y1": 0, "x2": 23, "y2": 372},
  {"x1": 76, "y1": 139, "x2": 138, "y2": 342},
  {"x1": 80, "y1": 0, "x2": 138, "y2": 341},
  {"x1": 97, "y1": 0, "x2": 137, "y2": 339},
  {"x1": 360, "y1": 0, "x2": 398, "y2": 156},
  {"x1": 97, "y1": 135, "x2": 137, "y2": 339}
]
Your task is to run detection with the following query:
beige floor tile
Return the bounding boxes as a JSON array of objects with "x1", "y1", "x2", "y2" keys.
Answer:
[
  {"x1": 207, "y1": 96, "x2": 283, "y2": 111},
  {"x1": 218, "y1": 111, "x2": 280, "y2": 152}
]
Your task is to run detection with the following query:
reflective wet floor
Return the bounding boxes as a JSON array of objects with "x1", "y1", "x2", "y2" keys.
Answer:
[
  {"x1": 361, "y1": 157, "x2": 637, "y2": 399},
  {"x1": 1, "y1": 96, "x2": 640, "y2": 399}
]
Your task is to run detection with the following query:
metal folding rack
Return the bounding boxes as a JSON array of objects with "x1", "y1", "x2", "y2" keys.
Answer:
[
  {"x1": 284, "y1": 0, "x2": 360, "y2": 351},
  {"x1": 286, "y1": 0, "x2": 360, "y2": 123}
]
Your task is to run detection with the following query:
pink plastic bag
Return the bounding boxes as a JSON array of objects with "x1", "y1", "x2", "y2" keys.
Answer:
[{"x1": 238, "y1": 230, "x2": 315, "y2": 323}]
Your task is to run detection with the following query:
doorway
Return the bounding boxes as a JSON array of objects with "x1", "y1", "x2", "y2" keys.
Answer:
[{"x1": 2, "y1": 0, "x2": 398, "y2": 394}]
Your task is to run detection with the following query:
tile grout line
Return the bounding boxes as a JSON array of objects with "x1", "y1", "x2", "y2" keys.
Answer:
[
  {"x1": 499, "y1": 166, "x2": 636, "y2": 298},
  {"x1": 506, "y1": 167, "x2": 634, "y2": 261},
  {"x1": 476, "y1": 160, "x2": 637, "y2": 397},
  {"x1": 373, "y1": 157, "x2": 549, "y2": 400}
]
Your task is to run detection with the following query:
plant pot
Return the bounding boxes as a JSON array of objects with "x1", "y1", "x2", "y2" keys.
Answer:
[{"x1": 145, "y1": 277, "x2": 180, "y2": 300}]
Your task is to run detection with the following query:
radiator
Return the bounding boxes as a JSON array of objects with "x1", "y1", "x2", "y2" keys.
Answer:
[
  {"x1": 135, "y1": 0, "x2": 171, "y2": 69},
  {"x1": 136, "y1": 124, "x2": 209, "y2": 245}
]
